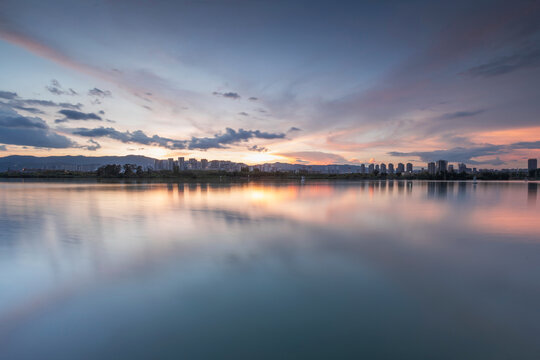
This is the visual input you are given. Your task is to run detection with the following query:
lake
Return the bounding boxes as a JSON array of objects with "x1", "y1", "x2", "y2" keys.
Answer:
[{"x1": 0, "y1": 180, "x2": 539, "y2": 359}]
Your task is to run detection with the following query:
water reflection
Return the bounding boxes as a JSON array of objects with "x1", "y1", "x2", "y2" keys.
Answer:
[
  {"x1": 528, "y1": 182, "x2": 537, "y2": 205},
  {"x1": 0, "y1": 180, "x2": 539, "y2": 359}
]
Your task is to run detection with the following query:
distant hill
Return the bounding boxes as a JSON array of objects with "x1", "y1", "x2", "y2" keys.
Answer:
[{"x1": 0, "y1": 155, "x2": 156, "y2": 171}]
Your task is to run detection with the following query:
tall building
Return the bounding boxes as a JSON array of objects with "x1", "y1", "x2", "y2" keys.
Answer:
[
  {"x1": 360, "y1": 164, "x2": 366, "y2": 174},
  {"x1": 448, "y1": 164, "x2": 454, "y2": 173},
  {"x1": 436, "y1": 160, "x2": 448, "y2": 173},
  {"x1": 428, "y1": 162, "x2": 436, "y2": 175},
  {"x1": 201, "y1": 159, "x2": 208, "y2": 170},
  {"x1": 189, "y1": 158, "x2": 198, "y2": 170},
  {"x1": 529, "y1": 158, "x2": 538, "y2": 171},
  {"x1": 178, "y1": 157, "x2": 185, "y2": 170},
  {"x1": 380, "y1": 163, "x2": 386, "y2": 174},
  {"x1": 388, "y1": 163, "x2": 394, "y2": 174},
  {"x1": 458, "y1": 163, "x2": 467, "y2": 173},
  {"x1": 406, "y1": 163, "x2": 413, "y2": 173},
  {"x1": 168, "y1": 158, "x2": 174, "y2": 171},
  {"x1": 397, "y1": 163, "x2": 405, "y2": 173},
  {"x1": 368, "y1": 163, "x2": 374, "y2": 174},
  {"x1": 375, "y1": 164, "x2": 380, "y2": 172}
]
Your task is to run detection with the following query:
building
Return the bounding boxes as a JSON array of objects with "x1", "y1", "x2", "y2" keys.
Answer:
[
  {"x1": 360, "y1": 164, "x2": 366, "y2": 174},
  {"x1": 458, "y1": 163, "x2": 467, "y2": 173},
  {"x1": 397, "y1": 163, "x2": 405, "y2": 173},
  {"x1": 448, "y1": 164, "x2": 454, "y2": 173},
  {"x1": 406, "y1": 163, "x2": 413, "y2": 173},
  {"x1": 388, "y1": 163, "x2": 394, "y2": 174},
  {"x1": 368, "y1": 163, "x2": 374, "y2": 174},
  {"x1": 529, "y1": 158, "x2": 538, "y2": 171},
  {"x1": 201, "y1": 159, "x2": 208, "y2": 170},
  {"x1": 375, "y1": 164, "x2": 380, "y2": 172},
  {"x1": 436, "y1": 160, "x2": 448, "y2": 173},
  {"x1": 428, "y1": 162, "x2": 436, "y2": 175},
  {"x1": 168, "y1": 158, "x2": 174, "y2": 171},
  {"x1": 189, "y1": 158, "x2": 198, "y2": 170},
  {"x1": 178, "y1": 157, "x2": 185, "y2": 170},
  {"x1": 380, "y1": 163, "x2": 386, "y2": 174}
]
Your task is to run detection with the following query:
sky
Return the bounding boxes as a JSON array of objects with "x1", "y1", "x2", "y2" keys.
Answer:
[{"x1": 0, "y1": 0, "x2": 539, "y2": 167}]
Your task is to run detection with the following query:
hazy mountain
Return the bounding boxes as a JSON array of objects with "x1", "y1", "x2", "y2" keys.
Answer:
[{"x1": 0, "y1": 155, "x2": 156, "y2": 171}]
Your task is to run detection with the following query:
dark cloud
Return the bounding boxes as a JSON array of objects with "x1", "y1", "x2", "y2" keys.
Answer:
[
  {"x1": 45, "y1": 79, "x2": 78, "y2": 96},
  {"x1": 85, "y1": 139, "x2": 101, "y2": 151},
  {"x1": 71, "y1": 126, "x2": 286, "y2": 150},
  {"x1": 88, "y1": 88, "x2": 112, "y2": 97},
  {"x1": 213, "y1": 91, "x2": 240, "y2": 99},
  {"x1": 71, "y1": 127, "x2": 186, "y2": 149},
  {"x1": 21, "y1": 99, "x2": 83, "y2": 110},
  {"x1": 388, "y1": 141, "x2": 540, "y2": 165},
  {"x1": 56, "y1": 109, "x2": 102, "y2": 122},
  {"x1": 10, "y1": 105, "x2": 45, "y2": 115},
  {"x1": 248, "y1": 97, "x2": 258, "y2": 101},
  {"x1": 438, "y1": 110, "x2": 485, "y2": 120},
  {"x1": 288, "y1": 127, "x2": 301, "y2": 132},
  {"x1": 0, "y1": 106, "x2": 76, "y2": 149},
  {"x1": 188, "y1": 128, "x2": 285, "y2": 150},
  {"x1": 248, "y1": 145, "x2": 267, "y2": 152},
  {"x1": 238, "y1": 112, "x2": 249, "y2": 116},
  {"x1": 462, "y1": 47, "x2": 540, "y2": 77},
  {"x1": 0, "y1": 91, "x2": 18, "y2": 100}
]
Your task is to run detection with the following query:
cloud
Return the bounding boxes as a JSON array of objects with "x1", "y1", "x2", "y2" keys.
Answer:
[
  {"x1": 438, "y1": 110, "x2": 485, "y2": 120},
  {"x1": 388, "y1": 141, "x2": 540, "y2": 165},
  {"x1": 0, "y1": 105, "x2": 76, "y2": 148},
  {"x1": 0, "y1": 91, "x2": 18, "y2": 100},
  {"x1": 16, "y1": 98, "x2": 83, "y2": 110},
  {"x1": 238, "y1": 112, "x2": 249, "y2": 116},
  {"x1": 10, "y1": 105, "x2": 45, "y2": 115},
  {"x1": 45, "y1": 79, "x2": 78, "y2": 96},
  {"x1": 288, "y1": 127, "x2": 301, "y2": 132},
  {"x1": 248, "y1": 145, "x2": 267, "y2": 152},
  {"x1": 71, "y1": 126, "x2": 187, "y2": 149},
  {"x1": 212, "y1": 91, "x2": 240, "y2": 99},
  {"x1": 248, "y1": 97, "x2": 258, "y2": 101},
  {"x1": 55, "y1": 109, "x2": 102, "y2": 122},
  {"x1": 0, "y1": 145, "x2": 6, "y2": 151},
  {"x1": 462, "y1": 47, "x2": 540, "y2": 77},
  {"x1": 279, "y1": 151, "x2": 349, "y2": 164},
  {"x1": 71, "y1": 126, "x2": 286, "y2": 150},
  {"x1": 88, "y1": 88, "x2": 112, "y2": 97},
  {"x1": 84, "y1": 139, "x2": 101, "y2": 151}
]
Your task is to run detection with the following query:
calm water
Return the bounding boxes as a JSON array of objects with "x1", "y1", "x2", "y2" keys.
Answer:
[{"x1": 0, "y1": 180, "x2": 539, "y2": 359}]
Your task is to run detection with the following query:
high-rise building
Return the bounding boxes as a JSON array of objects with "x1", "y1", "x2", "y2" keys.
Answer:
[
  {"x1": 375, "y1": 164, "x2": 380, "y2": 172},
  {"x1": 178, "y1": 157, "x2": 185, "y2": 170},
  {"x1": 388, "y1": 163, "x2": 394, "y2": 174},
  {"x1": 168, "y1": 158, "x2": 174, "y2": 171},
  {"x1": 397, "y1": 163, "x2": 405, "y2": 173},
  {"x1": 448, "y1": 164, "x2": 454, "y2": 173},
  {"x1": 428, "y1": 162, "x2": 436, "y2": 175},
  {"x1": 201, "y1": 159, "x2": 208, "y2": 170},
  {"x1": 458, "y1": 163, "x2": 467, "y2": 173},
  {"x1": 380, "y1": 163, "x2": 386, "y2": 174},
  {"x1": 368, "y1": 163, "x2": 374, "y2": 174},
  {"x1": 406, "y1": 163, "x2": 413, "y2": 173},
  {"x1": 360, "y1": 164, "x2": 366, "y2": 174},
  {"x1": 529, "y1": 158, "x2": 538, "y2": 171},
  {"x1": 189, "y1": 158, "x2": 198, "y2": 170},
  {"x1": 436, "y1": 160, "x2": 448, "y2": 173}
]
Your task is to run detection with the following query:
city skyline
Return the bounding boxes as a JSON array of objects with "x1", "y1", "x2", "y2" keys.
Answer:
[{"x1": 1, "y1": 0, "x2": 540, "y2": 167}]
